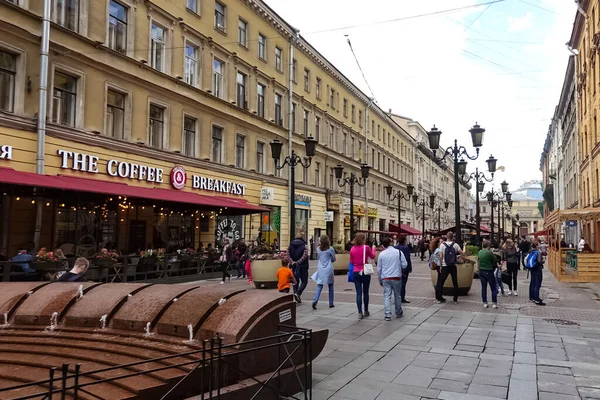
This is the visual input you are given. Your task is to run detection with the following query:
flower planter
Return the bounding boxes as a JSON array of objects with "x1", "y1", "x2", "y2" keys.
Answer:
[
  {"x1": 251, "y1": 259, "x2": 282, "y2": 289},
  {"x1": 333, "y1": 254, "x2": 350, "y2": 275},
  {"x1": 94, "y1": 259, "x2": 117, "y2": 267},
  {"x1": 430, "y1": 261, "x2": 475, "y2": 296},
  {"x1": 31, "y1": 261, "x2": 60, "y2": 271}
]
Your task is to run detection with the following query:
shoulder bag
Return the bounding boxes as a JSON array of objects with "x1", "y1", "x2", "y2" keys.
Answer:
[{"x1": 362, "y1": 245, "x2": 374, "y2": 275}]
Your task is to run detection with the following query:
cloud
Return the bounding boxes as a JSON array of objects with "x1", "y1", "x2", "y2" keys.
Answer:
[{"x1": 508, "y1": 12, "x2": 535, "y2": 32}]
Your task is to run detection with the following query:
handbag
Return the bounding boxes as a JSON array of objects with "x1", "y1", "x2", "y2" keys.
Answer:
[
  {"x1": 362, "y1": 245, "x2": 374, "y2": 275},
  {"x1": 348, "y1": 262, "x2": 354, "y2": 282}
]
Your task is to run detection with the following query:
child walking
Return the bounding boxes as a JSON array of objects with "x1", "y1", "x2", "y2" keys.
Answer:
[{"x1": 276, "y1": 259, "x2": 297, "y2": 293}]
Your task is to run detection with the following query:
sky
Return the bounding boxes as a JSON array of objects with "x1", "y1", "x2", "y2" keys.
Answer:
[{"x1": 266, "y1": 0, "x2": 575, "y2": 194}]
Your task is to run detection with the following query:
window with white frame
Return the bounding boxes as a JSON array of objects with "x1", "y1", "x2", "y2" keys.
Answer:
[
  {"x1": 258, "y1": 33, "x2": 266, "y2": 60},
  {"x1": 257, "y1": 83, "x2": 265, "y2": 118},
  {"x1": 351, "y1": 104, "x2": 355, "y2": 123},
  {"x1": 303, "y1": 68, "x2": 310, "y2": 92},
  {"x1": 275, "y1": 47, "x2": 282, "y2": 72},
  {"x1": 343, "y1": 99, "x2": 347, "y2": 117},
  {"x1": 351, "y1": 137, "x2": 355, "y2": 158},
  {"x1": 148, "y1": 104, "x2": 165, "y2": 148},
  {"x1": 0, "y1": 50, "x2": 16, "y2": 113},
  {"x1": 235, "y1": 134, "x2": 245, "y2": 168},
  {"x1": 238, "y1": 19, "x2": 247, "y2": 47},
  {"x1": 212, "y1": 126, "x2": 223, "y2": 163},
  {"x1": 315, "y1": 162, "x2": 320, "y2": 187},
  {"x1": 183, "y1": 116, "x2": 196, "y2": 156},
  {"x1": 256, "y1": 142, "x2": 265, "y2": 173},
  {"x1": 186, "y1": 0, "x2": 198, "y2": 13},
  {"x1": 359, "y1": 110, "x2": 363, "y2": 127},
  {"x1": 108, "y1": 1, "x2": 127, "y2": 54},
  {"x1": 329, "y1": 125, "x2": 334, "y2": 150},
  {"x1": 343, "y1": 132, "x2": 347, "y2": 154},
  {"x1": 330, "y1": 88, "x2": 335, "y2": 109},
  {"x1": 52, "y1": 71, "x2": 77, "y2": 127},
  {"x1": 316, "y1": 78, "x2": 321, "y2": 99},
  {"x1": 329, "y1": 167, "x2": 334, "y2": 190},
  {"x1": 275, "y1": 93, "x2": 282, "y2": 125},
  {"x1": 150, "y1": 23, "x2": 166, "y2": 72},
  {"x1": 292, "y1": 59, "x2": 297, "y2": 83},
  {"x1": 106, "y1": 89, "x2": 125, "y2": 139},
  {"x1": 291, "y1": 103, "x2": 296, "y2": 132},
  {"x1": 52, "y1": 0, "x2": 79, "y2": 31},
  {"x1": 236, "y1": 71, "x2": 247, "y2": 109},
  {"x1": 303, "y1": 110, "x2": 309, "y2": 137},
  {"x1": 212, "y1": 58, "x2": 224, "y2": 99},
  {"x1": 215, "y1": 2, "x2": 226, "y2": 31},
  {"x1": 184, "y1": 41, "x2": 198, "y2": 86},
  {"x1": 315, "y1": 116, "x2": 320, "y2": 142}
]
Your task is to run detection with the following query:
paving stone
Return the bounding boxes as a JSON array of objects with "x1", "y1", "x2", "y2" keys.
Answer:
[
  {"x1": 438, "y1": 390, "x2": 503, "y2": 400},
  {"x1": 483, "y1": 347, "x2": 514, "y2": 356},
  {"x1": 536, "y1": 380, "x2": 579, "y2": 396},
  {"x1": 537, "y1": 371, "x2": 576, "y2": 385},
  {"x1": 393, "y1": 366, "x2": 438, "y2": 388},
  {"x1": 358, "y1": 369, "x2": 398, "y2": 383},
  {"x1": 435, "y1": 370, "x2": 474, "y2": 384},
  {"x1": 514, "y1": 341, "x2": 535, "y2": 353},
  {"x1": 486, "y1": 340, "x2": 515, "y2": 350},
  {"x1": 508, "y1": 378, "x2": 537, "y2": 400},
  {"x1": 536, "y1": 365, "x2": 572, "y2": 375},
  {"x1": 575, "y1": 376, "x2": 600, "y2": 388},
  {"x1": 476, "y1": 366, "x2": 511, "y2": 377},
  {"x1": 454, "y1": 344, "x2": 485, "y2": 353},
  {"x1": 411, "y1": 352, "x2": 449, "y2": 369},
  {"x1": 351, "y1": 377, "x2": 441, "y2": 398},
  {"x1": 538, "y1": 392, "x2": 580, "y2": 400},
  {"x1": 514, "y1": 352, "x2": 536, "y2": 364},
  {"x1": 374, "y1": 390, "x2": 420, "y2": 400},
  {"x1": 310, "y1": 388, "x2": 337, "y2": 400},
  {"x1": 467, "y1": 382, "x2": 508, "y2": 399},
  {"x1": 472, "y1": 373, "x2": 510, "y2": 386},
  {"x1": 335, "y1": 381, "x2": 382, "y2": 400},
  {"x1": 511, "y1": 363, "x2": 536, "y2": 381},
  {"x1": 578, "y1": 386, "x2": 600, "y2": 398},
  {"x1": 429, "y1": 378, "x2": 468, "y2": 393}
]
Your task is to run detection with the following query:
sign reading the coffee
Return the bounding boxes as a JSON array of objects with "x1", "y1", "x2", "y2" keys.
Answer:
[
  {"x1": 0, "y1": 145, "x2": 13, "y2": 160},
  {"x1": 215, "y1": 218, "x2": 242, "y2": 242}
]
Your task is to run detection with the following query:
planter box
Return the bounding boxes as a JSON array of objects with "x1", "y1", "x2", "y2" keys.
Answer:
[
  {"x1": 430, "y1": 262, "x2": 475, "y2": 296},
  {"x1": 94, "y1": 259, "x2": 116, "y2": 267},
  {"x1": 31, "y1": 262, "x2": 60, "y2": 271},
  {"x1": 252, "y1": 259, "x2": 282, "y2": 289},
  {"x1": 333, "y1": 254, "x2": 350, "y2": 275}
]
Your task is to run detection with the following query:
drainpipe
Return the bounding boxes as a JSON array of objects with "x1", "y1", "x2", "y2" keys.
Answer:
[
  {"x1": 288, "y1": 29, "x2": 299, "y2": 244},
  {"x1": 33, "y1": 0, "x2": 51, "y2": 249},
  {"x1": 364, "y1": 99, "x2": 373, "y2": 236}
]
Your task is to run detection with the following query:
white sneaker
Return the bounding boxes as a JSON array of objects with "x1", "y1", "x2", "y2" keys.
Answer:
[
  {"x1": 483, "y1": 303, "x2": 488, "y2": 308},
  {"x1": 507, "y1": 290, "x2": 512, "y2": 295},
  {"x1": 514, "y1": 290, "x2": 518, "y2": 296},
  {"x1": 492, "y1": 304, "x2": 498, "y2": 309},
  {"x1": 220, "y1": 281, "x2": 225, "y2": 285}
]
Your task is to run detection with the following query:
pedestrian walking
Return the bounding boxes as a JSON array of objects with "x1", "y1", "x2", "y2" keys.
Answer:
[
  {"x1": 311, "y1": 235, "x2": 336, "y2": 310},
  {"x1": 235, "y1": 242, "x2": 248, "y2": 279},
  {"x1": 435, "y1": 231, "x2": 463, "y2": 303},
  {"x1": 378, "y1": 237, "x2": 406, "y2": 321},
  {"x1": 478, "y1": 240, "x2": 498, "y2": 308},
  {"x1": 413, "y1": 237, "x2": 419, "y2": 256},
  {"x1": 395, "y1": 234, "x2": 412, "y2": 304},
  {"x1": 419, "y1": 238, "x2": 426, "y2": 261},
  {"x1": 287, "y1": 233, "x2": 309, "y2": 303},
  {"x1": 219, "y1": 238, "x2": 233, "y2": 284},
  {"x1": 502, "y1": 238, "x2": 519, "y2": 295},
  {"x1": 526, "y1": 242, "x2": 546, "y2": 306},
  {"x1": 349, "y1": 233, "x2": 376, "y2": 319}
]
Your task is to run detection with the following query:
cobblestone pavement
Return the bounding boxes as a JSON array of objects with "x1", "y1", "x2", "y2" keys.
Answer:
[{"x1": 192, "y1": 258, "x2": 600, "y2": 399}]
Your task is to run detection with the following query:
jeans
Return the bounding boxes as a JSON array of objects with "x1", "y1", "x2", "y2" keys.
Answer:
[
  {"x1": 313, "y1": 283, "x2": 334, "y2": 306},
  {"x1": 221, "y1": 262, "x2": 230, "y2": 282},
  {"x1": 529, "y1": 267, "x2": 543, "y2": 301},
  {"x1": 401, "y1": 272, "x2": 409, "y2": 301},
  {"x1": 353, "y1": 272, "x2": 371, "y2": 313},
  {"x1": 435, "y1": 265, "x2": 458, "y2": 301},
  {"x1": 506, "y1": 262, "x2": 519, "y2": 290},
  {"x1": 383, "y1": 279, "x2": 403, "y2": 317},
  {"x1": 294, "y1": 266, "x2": 309, "y2": 296},
  {"x1": 236, "y1": 260, "x2": 246, "y2": 278},
  {"x1": 495, "y1": 270, "x2": 505, "y2": 294},
  {"x1": 480, "y1": 270, "x2": 498, "y2": 304}
]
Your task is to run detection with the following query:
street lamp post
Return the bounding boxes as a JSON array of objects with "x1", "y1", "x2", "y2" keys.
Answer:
[
  {"x1": 333, "y1": 164, "x2": 371, "y2": 241},
  {"x1": 270, "y1": 136, "x2": 318, "y2": 244},
  {"x1": 485, "y1": 182, "x2": 511, "y2": 246},
  {"x1": 385, "y1": 184, "x2": 414, "y2": 230},
  {"x1": 432, "y1": 200, "x2": 450, "y2": 231},
  {"x1": 460, "y1": 155, "x2": 497, "y2": 246},
  {"x1": 426, "y1": 123, "x2": 485, "y2": 244},
  {"x1": 413, "y1": 193, "x2": 436, "y2": 237}
]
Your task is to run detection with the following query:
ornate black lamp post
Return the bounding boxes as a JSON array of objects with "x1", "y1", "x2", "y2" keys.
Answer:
[
  {"x1": 385, "y1": 184, "x2": 414, "y2": 230},
  {"x1": 413, "y1": 193, "x2": 436, "y2": 237},
  {"x1": 432, "y1": 200, "x2": 450, "y2": 231},
  {"x1": 485, "y1": 182, "x2": 511, "y2": 246},
  {"x1": 460, "y1": 155, "x2": 497, "y2": 246},
  {"x1": 333, "y1": 164, "x2": 371, "y2": 241},
  {"x1": 270, "y1": 136, "x2": 317, "y2": 243},
  {"x1": 426, "y1": 123, "x2": 485, "y2": 243}
]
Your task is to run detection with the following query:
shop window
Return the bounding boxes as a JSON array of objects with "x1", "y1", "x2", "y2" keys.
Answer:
[
  {"x1": 52, "y1": 0, "x2": 79, "y2": 31},
  {"x1": 148, "y1": 104, "x2": 165, "y2": 148},
  {"x1": 236, "y1": 134, "x2": 245, "y2": 168},
  {"x1": 236, "y1": 71, "x2": 247, "y2": 109},
  {"x1": 0, "y1": 50, "x2": 16, "y2": 113},
  {"x1": 256, "y1": 141, "x2": 265, "y2": 173},
  {"x1": 212, "y1": 125, "x2": 223, "y2": 163},
  {"x1": 295, "y1": 209, "x2": 308, "y2": 240},
  {"x1": 52, "y1": 71, "x2": 77, "y2": 127},
  {"x1": 155, "y1": 215, "x2": 195, "y2": 252},
  {"x1": 212, "y1": 58, "x2": 224, "y2": 99},
  {"x1": 184, "y1": 41, "x2": 199, "y2": 86},
  {"x1": 259, "y1": 207, "x2": 281, "y2": 246},
  {"x1": 215, "y1": 215, "x2": 244, "y2": 244},
  {"x1": 108, "y1": 0, "x2": 127, "y2": 54},
  {"x1": 150, "y1": 23, "x2": 166, "y2": 72},
  {"x1": 106, "y1": 89, "x2": 125, "y2": 139},
  {"x1": 257, "y1": 83, "x2": 265, "y2": 117},
  {"x1": 183, "y1": 116, "x2": 196, "y2": 157}
]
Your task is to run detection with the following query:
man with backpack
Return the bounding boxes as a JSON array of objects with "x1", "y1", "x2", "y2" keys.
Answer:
[
  {"x1": 435, "y1": 231, "x2": 463, "y2": 303},
  {"x1": 287, "y1": 233, "x2": 309, "y2": 304},
  {"x1": 525, "y1": 241, "x2": 545, "y2": 306},
  {"x1": 519, "y1": 236, "x2": 531, "y2": 268}
]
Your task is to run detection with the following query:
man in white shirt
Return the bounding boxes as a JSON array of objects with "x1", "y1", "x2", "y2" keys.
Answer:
[
  {"x1": 578, "y1": 237, "x2": 586, "y2": 252},
  {"x1": 377, "y1": 237, "x2": 407, "y2": 320},
  {"x1": 436, "y1": 231, "x2": 463, "y2": 304}
]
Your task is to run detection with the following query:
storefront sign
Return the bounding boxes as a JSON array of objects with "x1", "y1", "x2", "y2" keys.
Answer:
[
  {"x1": 215, "y1": 218, "x2": 242, "y2": 241},
  {"x1": 191, "y1": 175, "x2": 246, "y2": 195},
  {"x1": 295, "y1": 194, "x2": 311, "y2": 207},
  {"x1": 261, "y1": 187, "x2": 275, "y2": 202},
  {"x1": 0, "y1": 145, "x2": 12, "y2": 160},
  {"x1": 324, "y1": 211, "x2": 334, "y2": 222},
  {"x1": 170, "y1": 166, "x2": 187, "y2": 190}
]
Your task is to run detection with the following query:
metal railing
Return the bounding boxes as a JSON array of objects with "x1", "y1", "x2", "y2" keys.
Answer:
[{"x1": 0, "y1": 325, "x2": 312, "y2": 400}]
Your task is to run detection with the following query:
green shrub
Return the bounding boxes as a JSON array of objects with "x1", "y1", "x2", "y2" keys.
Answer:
[{"x1": 465, "y1": 245, "x2": 480, "y2": 256}]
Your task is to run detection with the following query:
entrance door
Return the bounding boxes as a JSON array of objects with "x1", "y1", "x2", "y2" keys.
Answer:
[{"x1": 129, "y1": 220, "x2": 146, "y2": 253}]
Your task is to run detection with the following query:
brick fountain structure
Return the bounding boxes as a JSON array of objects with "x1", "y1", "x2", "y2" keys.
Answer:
[{"x1": 0, "y1": 282, "x2": 328, "y2": 399}]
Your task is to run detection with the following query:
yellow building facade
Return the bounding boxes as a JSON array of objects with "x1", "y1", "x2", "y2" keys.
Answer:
[{"x1": 0, "y1": 0, "x2": 414, "y2": 256}]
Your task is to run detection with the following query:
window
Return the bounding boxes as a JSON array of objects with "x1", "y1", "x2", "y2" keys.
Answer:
[
  {"x1": 257, "y1": 83, "x2": 265, "y2": 118},
  {"x1": 52, "y1": 71, "x2": 77, "y2": 127},
  {"x1": 387, "y1": 132, "x2": 390, "y2": 147},
  {"x1": 343, "y1": 132, "x2": 347, "y2": 154},
  {"x1": 184, "y1": 42, "x2": 198, "y2": 86},
  {"x1": 315, "y1": 162, "x2": 321, "y2": 187},
  {"x1": 212, "y1": 58, "x2": 224, "y2": 99},
  {"x1": 330, "y1": 88, "x2": 335, "y2": 109},
  {"x1": 148, "y1": 104, "x2": 164, "y2": 148},
  {"x1": 275, "y1": 93, "x2": 282, "y2": 125},
  {"x1": 303, "y1": 110, "x2": 309, "y2": 137},
  {"x1": 359, "y1": 110, "x2": 363, "y2": 127},
  {"x1": 186, "y1": 0, "x2": 198, "y2": 13},
  {"x1": 343, "y1": 99, "x2": 348, "y2": 117},
  {"x1": 371, "y1": 121, "x2": 375, "y2": 137},
  {"x1": 275, "y1": 47, "x2": 282, "y2": 72},
  {"x1": 108, "y1": 1, "x2": 127, "y2": 54},
  {"x1": 316, "y1": 78, "x2": 321, "y2": 99},
  {"x1": 238, "y1": 19, "x2": 247, "y2": 47},
  {"x1": 258, "y1": 34, "x2": 266, "y2": 60},
  {"x1": 212, "y1": 126, "x2": 223, "y2": 163},
  {"x1": 383, "y1": 129, "x2": 386, "y2": 144},
  {"x1": 303, "y1": 166, "x2": 308, "y2": 184},
  {"x1": 315, "y1": 116, "x2": 320, "y2": 142},
  {"x1": 105, "y1": 90, "x2": 125, "y2": 139},
  {"x1": 377, "y1": 125, "x2": 381, "y2": 139},
  {"x1": 150, "y1": 23, "x2": 166, "y2": 72},
  {"x1": 303, "y1": 68, "x2": 310, "y2": 92},
  {"x1": 351, "y1": 137, "x2": 355, "y2": 158},
  {"x1": 329, "y1": 125, "x2": 334, "y2": 150},
  {"x1": 215, "y1": 2, "x2": 226, "y2": 30},
  {"x1": 235, "y1": 134, "x2": 245, "y2": 168},
  {"x1": 183, "y1": 116, "x2": 196, "y2": 157},
  {"x1": 371, "y1": 149, "x2": 375, "y2": 167},
  {"x1": 292, "y1": 59, "x2": 297, "y2": 83},
  {"x1": 292, "y1": 102, "x2": 297, "y2": 132},
  {"x1": 351, "y1": 105, "x2": 355, "y2": 123},
  {"x1": 0, "y1": 50, "x2": 16, "y2": 113},
  {"x1": 256, "y1": 142, "x2": 265, "y2": 173},
  {"x1": 329, "y1": 167, "x2": 334, "y2": 190},
  {"x1": 52, "y1": 0, "x2": 78, "y2": 31},
  {"x1": 236, "y1": 71, "x2": 247, "y2": 109}
]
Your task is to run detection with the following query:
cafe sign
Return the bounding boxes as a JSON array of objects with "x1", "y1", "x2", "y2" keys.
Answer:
[{"x1": 0, "y1": 145, "x2": 12, "y2": 160}]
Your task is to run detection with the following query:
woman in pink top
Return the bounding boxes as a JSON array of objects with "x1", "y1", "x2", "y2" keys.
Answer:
[{"x1": 349, "y1": 233, "x2": 376, "y2": 319}]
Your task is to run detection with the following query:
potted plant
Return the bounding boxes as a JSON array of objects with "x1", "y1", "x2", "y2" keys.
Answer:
[
  {"x1": 250, "y1": 244, "x2": 286, "y2": 289},
  {"x1": 94, "y1": 250, "x2": 119, "y2": 267},
  {"x1": 429, "y1": 251, "x2": 476, "y2": 296},
  {"x1": 32, "y1": 248, "x2": 59, "y2": 271},
  {"x1": 333, "y1": 246, "x2": 350, "y2": 275},
  {"x1": 177, "y1": 248, "x2": 195, "y2": 261}
]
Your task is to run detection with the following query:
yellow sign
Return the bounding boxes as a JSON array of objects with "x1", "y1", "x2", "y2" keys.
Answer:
[{"x1": 351, "y1": 205, "x2": 378, "y2": 218}]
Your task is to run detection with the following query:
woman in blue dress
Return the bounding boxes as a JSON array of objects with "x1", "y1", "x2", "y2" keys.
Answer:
[{"x1": 311, "y1": 235, "x2": 336, "y2": 310}]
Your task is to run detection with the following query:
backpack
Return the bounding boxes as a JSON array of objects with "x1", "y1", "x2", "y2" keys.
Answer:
[
  {"x1": 525, "y1": 250, "x2": 539, "y2": 269},
  {"x1": 429, "y1": 249, "x2": 440, "y2": 270},
  {"x1": 444, "y1": 242, "x2": 457, "y2": 265}
]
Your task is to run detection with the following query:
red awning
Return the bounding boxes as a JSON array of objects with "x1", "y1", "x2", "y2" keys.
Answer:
[
  {"x1": 0, "y1": 168, "x2": 268, "y2": 214},
  {"x1": 530, "y1": 229, "x2": 548, "y2": 237},
  {"x1": 480, "y1": 225, "x2": 491, "y2": 233},
  {"x1": 388, "y1": 223, "x2": 422, "y2": 236}
]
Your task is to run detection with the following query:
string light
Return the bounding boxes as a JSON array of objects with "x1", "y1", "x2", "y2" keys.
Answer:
[
  {"x1": 31, "y1": 200, "x2": 35, "y2": 204},
  {"x1": 46, "y1": 202, "x2": 50, "y2": 206}
]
